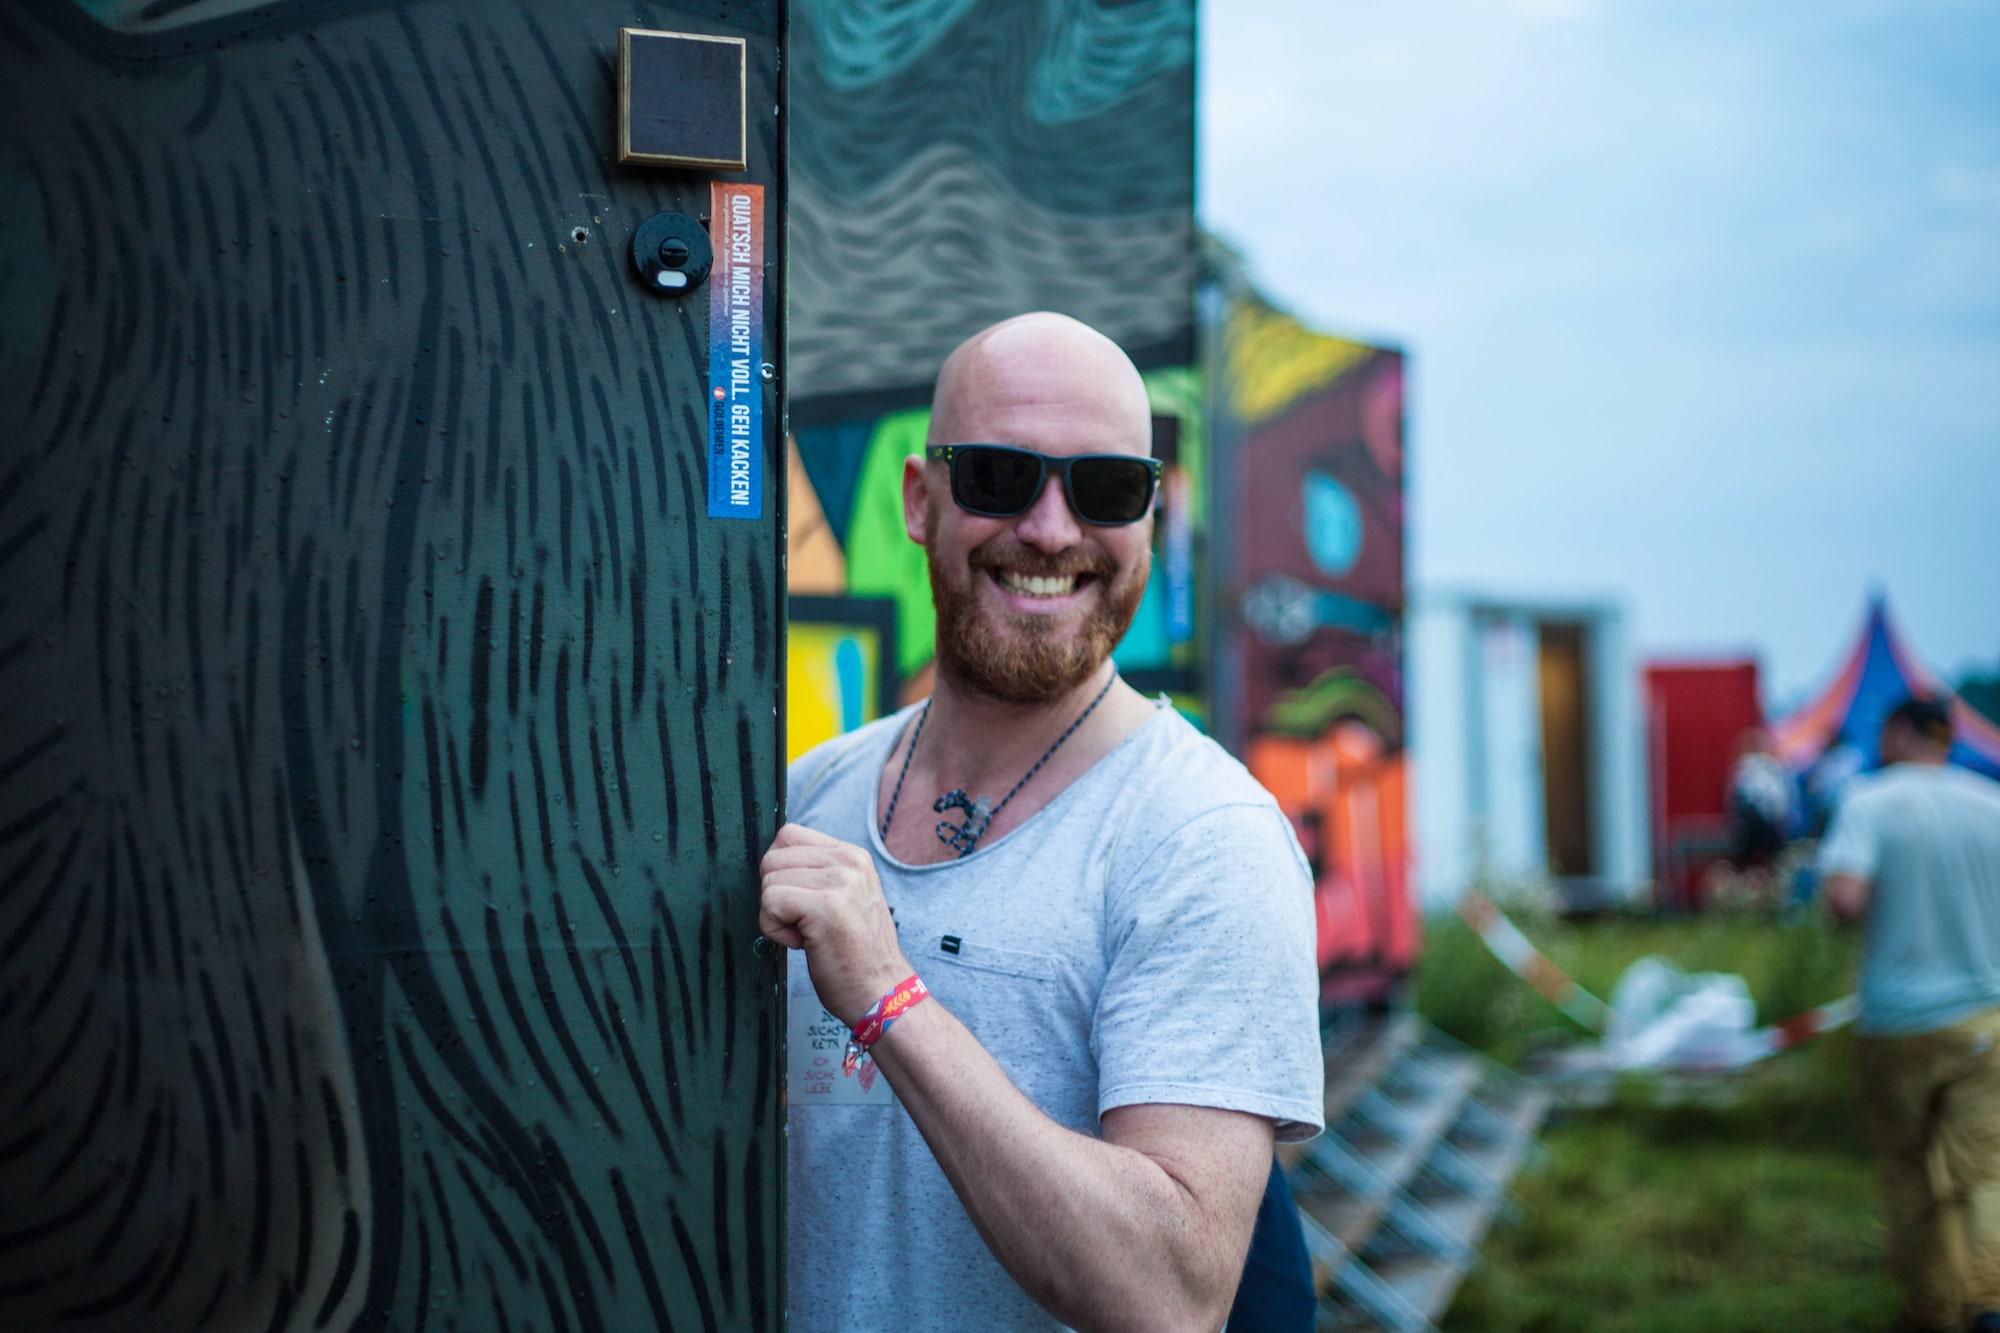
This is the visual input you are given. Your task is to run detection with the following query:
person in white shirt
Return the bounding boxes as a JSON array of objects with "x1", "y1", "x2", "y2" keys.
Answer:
[
  {"x1": 1726, "y1": 725, "x2": 1794, "y2": 876},
  {"x1": 1821, "y1": 697, "x2": 2000, "y2": 1333}
]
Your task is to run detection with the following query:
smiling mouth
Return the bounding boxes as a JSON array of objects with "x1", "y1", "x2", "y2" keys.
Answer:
[{"x1": 993, "y1": 568, "x2": 1088, "y2": 599}]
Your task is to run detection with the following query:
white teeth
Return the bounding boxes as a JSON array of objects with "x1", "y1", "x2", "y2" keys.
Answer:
[{"x1": 997, "y1": 569, "x2": 1077, "y2": 598}]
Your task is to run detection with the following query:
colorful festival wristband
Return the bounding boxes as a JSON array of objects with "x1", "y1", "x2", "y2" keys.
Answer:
[{"x1": 842, "y1": 974, "x2": 929, "y2": 1077}]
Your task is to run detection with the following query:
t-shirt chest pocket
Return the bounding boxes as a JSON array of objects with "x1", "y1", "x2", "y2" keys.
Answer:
[
  {"x1": 933, "y1": 934, "x2": 1059, "y2": 982},
  {"x1": 926, "y1": 933, "x2": 1090, "y2": 1102},
  {"x1": 926, "y1": 934, "x2": 1069, "y2": 1071}
]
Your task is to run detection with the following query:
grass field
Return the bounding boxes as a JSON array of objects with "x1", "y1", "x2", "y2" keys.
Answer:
[{"x1": 1416, "y1": 906, "x2": 1901, "y2": 1331}]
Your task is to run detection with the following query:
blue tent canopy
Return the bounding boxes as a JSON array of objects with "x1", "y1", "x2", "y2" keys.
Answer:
[{"x1": 1772, "y1": 598, "x2": 2000, "y2": 780}]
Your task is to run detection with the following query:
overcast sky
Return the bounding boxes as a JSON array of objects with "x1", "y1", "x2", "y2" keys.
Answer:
[{"x1": 1200, "y1": 0, "x2": 2000, "y2": 705}]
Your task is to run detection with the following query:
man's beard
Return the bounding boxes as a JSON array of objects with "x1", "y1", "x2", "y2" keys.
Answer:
[{"x1": 926, "y1": 516, "x2": 1150, "y2": 705}]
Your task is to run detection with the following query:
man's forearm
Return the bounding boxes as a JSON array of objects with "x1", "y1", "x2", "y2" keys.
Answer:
[
  {"x1": 1822, "y1": 871, "x2": 1869, "y2": 923},
  {"x1": 867, "y1": 999, "x2": 1265, "y2": 1333}
]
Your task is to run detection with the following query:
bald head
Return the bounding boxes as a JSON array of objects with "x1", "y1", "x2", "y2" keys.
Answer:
[{"x1": 928, "y1": 313, "x2": 1151, "y2": 456}]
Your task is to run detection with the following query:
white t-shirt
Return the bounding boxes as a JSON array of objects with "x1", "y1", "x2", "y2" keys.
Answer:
[
  {"x1": 1730, "y1": 753, "x2": 1793, "y2": 823},
  {"x1": 1817, "y1": 763, "x2": 2000, "y2": 1036},
  {"x1": 784, "y1": 702, "x2": 1325, "y2": 1332}
]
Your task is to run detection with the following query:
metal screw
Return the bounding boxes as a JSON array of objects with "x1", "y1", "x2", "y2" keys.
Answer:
[{"x1": 659, "y1": 236, "x2": 692, "y2": 268}]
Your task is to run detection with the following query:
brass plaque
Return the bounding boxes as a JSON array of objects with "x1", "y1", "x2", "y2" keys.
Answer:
[{"x1": 618, "y1": 27, "x2": 748, "y2": 171}]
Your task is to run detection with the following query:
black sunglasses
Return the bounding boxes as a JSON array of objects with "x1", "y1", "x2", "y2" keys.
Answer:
[{"x1": 925, "y1": 444, "x2": 1161, "y2": 527}]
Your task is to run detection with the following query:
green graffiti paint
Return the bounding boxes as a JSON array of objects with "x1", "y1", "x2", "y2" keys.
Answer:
[{"x1": 845, "y1": 410, "x2": 938, "y2": 677}]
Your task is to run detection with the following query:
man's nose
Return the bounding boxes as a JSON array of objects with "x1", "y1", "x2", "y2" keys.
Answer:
[{"x1": 1013, "y1": 471, "x2": 1084, "y2": 550}]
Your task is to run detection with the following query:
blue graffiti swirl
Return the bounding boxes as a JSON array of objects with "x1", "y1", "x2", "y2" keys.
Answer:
[
  {"x1": 798, "y1": 0, "x2": 984, "y2": 91},
  {"x1": 1029, "y1": 0, "x2": 1194, "y2": 125}
]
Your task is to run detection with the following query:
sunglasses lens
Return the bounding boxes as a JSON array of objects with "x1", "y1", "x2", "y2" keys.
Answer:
[
  {"x1": 955, "y1": 447, "x2": 1044, "y2": 516},
  {"x1": 1069, "y1": 457, "x2": 1157, "y2": 524}
]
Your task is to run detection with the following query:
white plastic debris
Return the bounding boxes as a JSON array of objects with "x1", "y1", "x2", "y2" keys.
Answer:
[{"x1": 1605, "y1": 956, "x2": 1763, "y2": 1070}]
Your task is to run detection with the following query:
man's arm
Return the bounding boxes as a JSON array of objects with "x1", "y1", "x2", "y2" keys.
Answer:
[
  {"x1": 1822, "y1": 871, "x2": 1870, "y2": 923},
  {"x1": 872, "y1": 999, "x2": 1271, "y2": 1331},
  {"x1": 759, "y1": 824, "x2": 1272, "y2": 1333},
  {"x1": 1816, "y1": 797, "x2": 1874, "y2": 925}
]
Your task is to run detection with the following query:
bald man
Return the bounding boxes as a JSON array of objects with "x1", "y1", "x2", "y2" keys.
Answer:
[{"x1": 761, "y1": 314, "x2": 1324, "y2": 1331}]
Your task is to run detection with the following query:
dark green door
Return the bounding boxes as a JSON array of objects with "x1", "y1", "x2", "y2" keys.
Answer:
[{"x1": 0, "y1": 2, "x2": 786, "y2": 1328}]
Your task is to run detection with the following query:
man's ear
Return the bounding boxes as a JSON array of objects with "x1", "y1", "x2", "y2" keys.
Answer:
[{"x1": 903, "y1": 453, "x2": 930, "y2": 546}]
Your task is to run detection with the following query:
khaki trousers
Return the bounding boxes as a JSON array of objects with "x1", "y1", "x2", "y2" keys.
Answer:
[{"x1": 1857, "y1": 1006, "x2": 2000, "y2": 1331}]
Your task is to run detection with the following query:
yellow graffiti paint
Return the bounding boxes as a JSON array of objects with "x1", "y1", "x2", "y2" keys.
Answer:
[
  {"x1": 1225, "y1": 301, "x2": 1373, "y2": 426},
  {"x1": 787, "y1": 437, "x2": 848, "y2": 594},
  {"x1": 786, "y1": 620, "x2": 886, "y2": 762}
]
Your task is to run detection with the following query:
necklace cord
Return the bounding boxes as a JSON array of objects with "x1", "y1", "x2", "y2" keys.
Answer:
[
  {"x1": 878, "y1": 701, "x2": 931, "y2": 840},
  {"x1": 879, "y1": 672, "x2": 1119, "y2": 854}
]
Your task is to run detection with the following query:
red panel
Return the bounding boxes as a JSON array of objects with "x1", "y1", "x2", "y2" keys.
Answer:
[{"x1": 1643, "y1": 661, "x2": 1762, "y2": 909}]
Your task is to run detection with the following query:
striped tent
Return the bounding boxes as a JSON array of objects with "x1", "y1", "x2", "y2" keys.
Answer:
[{"x1": 1772, "y1": 597, "x2": 2000, "y2": 780}]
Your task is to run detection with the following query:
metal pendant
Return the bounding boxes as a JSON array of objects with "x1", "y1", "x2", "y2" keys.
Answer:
[{"x1": 933, "y1": 790, "x2": 993, "y2": 858}]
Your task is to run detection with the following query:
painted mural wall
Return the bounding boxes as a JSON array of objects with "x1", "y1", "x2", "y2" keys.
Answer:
[
  {"x1": 0, "y1": 2, "x2": 784, "y2": 1329},
  {"x1": 786, "y1": 595, "x2": 896, "y2": 764},
  {"x1": 1213, "y1": 296, "x2": 1413, "y2": 1003},
  {"x1": 784, "y1": 0, "x2": 1201, "y2": 747}
]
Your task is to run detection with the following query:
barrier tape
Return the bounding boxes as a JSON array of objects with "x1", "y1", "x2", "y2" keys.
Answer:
[
  {"x1": 1456, "y1": 890, "x2": 1613, "y2": 1032},
  {"x1": 1455, "y1": 889, "x2": 1858, "y2": 1068},
  {"x1": 1741, "y1": 993, "x2": 1859, "y2": 1066}
]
